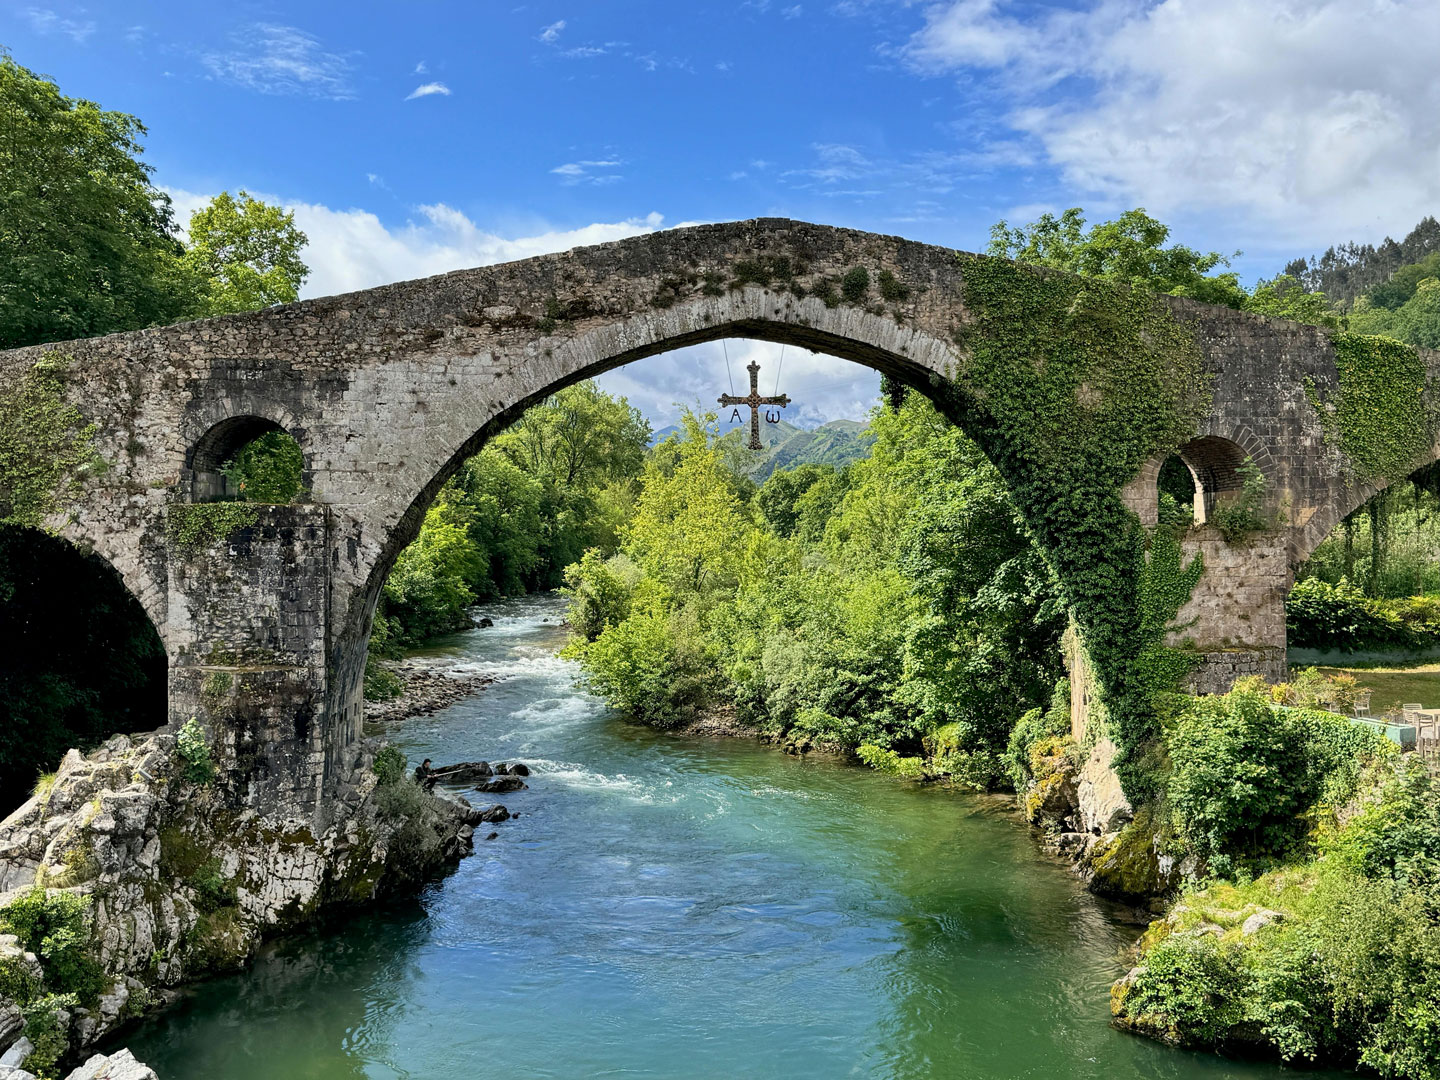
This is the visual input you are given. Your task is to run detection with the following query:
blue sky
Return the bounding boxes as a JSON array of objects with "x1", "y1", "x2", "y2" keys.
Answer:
[{"x1": 6, "y1": 1, "x2": 1439, "y2": 427}]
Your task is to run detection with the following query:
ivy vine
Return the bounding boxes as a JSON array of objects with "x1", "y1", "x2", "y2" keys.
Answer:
[
  {"x1": 938, "y1": 254, "x2": 1213, "y2": 799},
  {"x1": 0, "y1": 353, "x2": 103, "y2": 527},
  {"x1": 1304, "y1": 332, "x2": 1434, "y2": 483},
  {"x1": 166, "y1": 503, "x2": 260, "y2": 551}
]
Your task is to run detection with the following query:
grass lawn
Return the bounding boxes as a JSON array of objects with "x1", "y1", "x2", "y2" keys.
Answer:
[{"x1": 1312, "y1": 663, "x2": 1440, "y2": 716}]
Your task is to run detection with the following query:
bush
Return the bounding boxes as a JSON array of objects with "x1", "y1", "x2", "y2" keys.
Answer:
[
  {"x1": 21, "y1": 991, "x2": 78, "y2": 1079},
  {"x1": 0, "y1": 889, "x2": 104, "y2": 1005},
  {"x1": 373, "y1": 746, "x2": 406, "y2": 787},
  {"x1": 1167, "y1": 689, "x2": 1391, "y2": 862},
  {"x1": 1125, "y1": 934, "x2": 1246, "y2": 1047},
  {"x1": 1004, "y1": 678, "x2": 1071, "y2": 789},
  {"x1": 176, "y1": 716, "x2": 216, "y2": 785},
  {"x1": 374, "y1": 778, "x2": 444, "y2": 885},
  {"x1": 1286, "y1": 576, "x2": 1440, "y2": 650},
  {"x1": 363, "y1": 660, "x2": 404, "y2": 703}
]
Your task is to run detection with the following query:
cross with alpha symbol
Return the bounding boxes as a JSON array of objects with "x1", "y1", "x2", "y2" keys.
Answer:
[{"x1": 719, "y1": 361, "x2": 791, "y2": 450}]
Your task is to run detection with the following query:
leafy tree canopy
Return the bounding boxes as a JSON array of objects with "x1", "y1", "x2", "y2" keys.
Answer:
[{"x1": 183, "y1": 190, "x2": 308, "y2": 317}]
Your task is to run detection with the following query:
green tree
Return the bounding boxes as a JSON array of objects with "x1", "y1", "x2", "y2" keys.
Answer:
[
  {"x1": 0, "y1": 54, "x2": 191, "y2": 348},
  {"x1": 182, "y1": 190, "x2": 308, "y2": 317},
  {"x1": 988, "y1": 207, "x2": 1249, "y2": 308}
]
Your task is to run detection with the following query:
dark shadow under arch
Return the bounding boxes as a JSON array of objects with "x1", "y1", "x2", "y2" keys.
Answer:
[{"x1": 0, "y1": 525, "x2": 167, "y2": 812}]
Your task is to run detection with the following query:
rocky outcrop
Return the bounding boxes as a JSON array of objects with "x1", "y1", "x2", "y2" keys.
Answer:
[
  {"x1": 0, "y1": 1048, "x2": 158, "y2": 1080},
  {"x1": 0, "y1": 731, "x2": 474, "y2": 1073}
]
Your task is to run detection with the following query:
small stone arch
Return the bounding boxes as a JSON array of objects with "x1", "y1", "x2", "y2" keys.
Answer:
[
  {"x1": 1123, "y1": 428, "x2": 1274, "y2": 528},
  {"x1": 182, "y1": 413, "x2": 305, "y2": 502}
]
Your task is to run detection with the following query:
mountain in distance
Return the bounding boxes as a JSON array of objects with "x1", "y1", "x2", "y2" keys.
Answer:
[{"x1": 650, "y1": 416, "x2": 874, "y2": 480}]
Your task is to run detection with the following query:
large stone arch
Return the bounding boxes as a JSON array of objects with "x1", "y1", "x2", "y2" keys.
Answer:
[{"x1": 3, "y1": 217, "x2": 1438, "y2": 817}]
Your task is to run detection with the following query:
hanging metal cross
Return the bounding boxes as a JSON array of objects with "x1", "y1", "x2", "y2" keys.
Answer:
[{"x1": 719, "y1": 361, "x2": 791, "y2": 450}]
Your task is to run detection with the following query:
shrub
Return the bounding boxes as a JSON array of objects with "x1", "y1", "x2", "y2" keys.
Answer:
[
  {"x1": 1209, "y1": 457, "x2": 1270, "y2": 542},
  {"x1": 1004, "y1": 678, "x2": 1071, "y2": 789},
  {"x1": 856, "y1": 743, "x2": 926, "y2": 778},
  {"x1": 176, "y1": 716, "x2": 216, "y2": 785},
  {"x1": 1286, "y1": 577, "x2": 1431, "y2": 650},
  {"x1": 363, "y1": 660, "x2": 404, "y2": 703},
  {"x1": 373, "y1": 746, "x2": 406, "y2": 787},
  {"x1": 1124, "y1": 934, "x2": 1246, "y2": 1047},
  {"x1": 374, "y1": 778, "x2": 443, "y2": 885},
  {"x1": 21, "y1": 992, "x2": 78, "y2": 1079},
  {"x1": 1167, "y1": 689, "x2": 1391, "y2": 862},
  {"x1": 0, "y1": 889, "x2": 104, "y2": 1004}
]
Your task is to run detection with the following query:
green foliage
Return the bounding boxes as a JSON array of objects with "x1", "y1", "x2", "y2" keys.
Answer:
[
  {"x1": 219, "y1": 430, "x2": 303, "y2": 503},
  {"x1": 0, "y1": 55, "x2": 191, "y2": 348},
  {"x1": 373, "y1": 746, "x2": 406, "y2": 786},
  {"x1": 21, "y1": 992, "x2": 78, "y2": 1079},
  {"x1": 987, "y1": 207, "x2": 1248, "y2": 308},
  {"x1": 1351, "y1": 270, "x2": 1440, "y2": 350},
  {"x1": 373, "y1": 777, "x2": 445, "y2": 886},
  {"x1": 855, "y1": 743, "x2": 925, "y2": 778},
  {"x1": 1286, "y1": 576, "x2": 1440, "y2": 650},
  {"x1": 1004, "y1": 679, "x2": 1072, "y2": 789},
  {"x1": 165, "y1": 503, "x2": 260, "y2": 551},
  {"x1": 372, "y1": 382, "x2": 649, "y2": 650},
  {"x1": 1166, "y1": 688, "x2": 1392, "y2": 863},
  {"x1": 876, "y1": 269, "x2": 910, "y2": 303},
  {"x1": 1306, "y1": 332, "x2": 1432, "y2": 483},
  {"x1": 1124, "y1": 933, "x2": 1246, "y2": 1048},
  {"x1": 947, "y1": 249, "x2": 1211, "y2": 798},
  {"x1": 363, "y1": 660, "x2": 404, "y2": 703},
  {"x1": 568, "y1": 396, "x2": 1067, "y2": 783},
  {"x1": 1243, "y1": 274, "x2": 1343, "y2": 328},
  {"x1": 188, "y1": 858, "x2": 237, "y2": 914},
  {"x1": 561, "y1": 550, "x2": 639, "y2": 641},
  {"x1": 0, "y1": 354, "x2": 102, "y2": 527},
  {"x1": 182, "y1": 190, "x2": 308, "y2": 317},
  {"x1": 1120, "y1": 769, "x2": 1440, "y2": 1076},
  {"x1": 380, "y1": 496, "x2": 486, "y2": 645},
  {"x1": 0, "y1": 889, "x2": 104, "y2": 1005},
  {"x1": 176, "y1": 716, "x2": 216, "y2": 785},
  {"x1": 840, "y1": 266, "x2": 870, "y2": 303},
  {"x1": 1207, "y1": 457, "x2": 1270, "y2": 542}
]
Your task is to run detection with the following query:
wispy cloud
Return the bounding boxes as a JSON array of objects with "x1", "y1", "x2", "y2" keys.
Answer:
[
  {"x1": 783, "y1": 5, "x2": 803, "y2": 18},
  {"x1": 414, "y1": 60, "x2": 427, "y2": 74},
  {"x1": 203, "y1": 24, "x2": 356, "y2": 100},
  {"x1": 551, "y1": 159, "x2": 625, "y2": 185},
  {"x1": 405, "y1": 81, "x2": 451, "y2": 100},
  {"x1": 24, "y1": 7, "x2": 96, "y2": 43},
  {"x1": 539, "y1": 19, "x2": 566, "y2": 43}
]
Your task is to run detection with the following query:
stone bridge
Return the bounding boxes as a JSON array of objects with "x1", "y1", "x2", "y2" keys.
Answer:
[{"x1": 2, "y1": 218, "x2": 1432, "y2": 820}]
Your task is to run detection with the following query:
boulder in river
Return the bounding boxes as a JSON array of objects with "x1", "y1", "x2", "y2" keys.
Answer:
[
  {"x1": 430, "y1": 761, "x2": 493, "y2": 783},
  {"x1": 476, "y1": 776, "x2": 527, "y2": 794},
  {"x1": 476, "y1": 805, "x2": 510, "y2": 823},
  {"x1": 477, "y1": 617, "x2": 494, "y2": 628},
  {"x1": 511, "y1": 763, "x2": 531, "y2": 777}
]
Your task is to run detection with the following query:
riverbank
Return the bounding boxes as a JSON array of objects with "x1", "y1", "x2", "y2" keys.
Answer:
[{"x1": 364, "y1": 660, "x2": 497, "y2": 724}]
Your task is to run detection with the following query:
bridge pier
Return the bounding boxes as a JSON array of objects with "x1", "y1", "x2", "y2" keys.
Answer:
[
  {"x1": 164, "y1": 506, "x2": 359, "y2": 820},
  {"x1": 1171, "y1": 529, "x2": 1290, "y2": 693}
]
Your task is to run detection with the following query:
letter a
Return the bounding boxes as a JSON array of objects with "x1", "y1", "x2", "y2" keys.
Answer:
[{"x1": 730, "y1": 408, "x2": 742, "y2": 423}]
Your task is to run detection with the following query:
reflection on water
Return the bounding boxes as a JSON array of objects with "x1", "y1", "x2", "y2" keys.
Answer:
[{"x1": 120, "y1": 595, "x2": 1342, "y2": 1079}]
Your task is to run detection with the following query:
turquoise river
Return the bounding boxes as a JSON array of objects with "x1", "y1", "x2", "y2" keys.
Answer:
[{"x1": 119, "y1": 595, "x2": 1343, "y2": 1079}]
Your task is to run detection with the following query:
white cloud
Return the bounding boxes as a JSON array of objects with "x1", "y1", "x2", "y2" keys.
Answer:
[
  {"x1": 24, "y1": 7, "x2": 96, "y2": 42},
  {"x1": 203, "y1": 24, "x2": 356, "y2": 100},
  {"x1": 165, "y1": 187, "x2": 672, "y2": 299},
  {"x1": 414, "y1": 60, "x2": 427, "y2": 74},
  {"x1": 550, "y1": 159, "x2": 624, "y2": 185},
  {"x1": 906, "y1": 0, "x2": 1440, "y2": 245},
  {"x1": 539, "y1": 19, "x2": 566, "y2": 43},
  {"x1": 782, "y1": 5, "x2": 803, "y2": 18},
  {"x1": 405, "y1": 81, "x2": 451, "y2": 100}
]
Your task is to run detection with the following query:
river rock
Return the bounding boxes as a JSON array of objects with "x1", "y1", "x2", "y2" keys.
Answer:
[
  {"x1": 510, "y1": 763, "x2": 530, "y2": 777},
  {"x1": 475, "y1": 776, "x2": 527, "y2": 794},
  {"x1": 430, "y1": 762, "x2": 493, "y2": 783},
  {"x1": 0, "y1": 1066, "x2": 37, "y2": 1080},
  {"x1": 485, "y1": 832, "x2": 499, "y2": 841},
  {"x1": 475, "y1": 805, "x2": 510, "y2": 823},
  {"x1": 493, "y1": 764, "x2": 509, "y2": 774},
  {"x1": 477, "y1": 617, "x2": 494, "y2": 628},
  {"x1": 63, "y1": 1049, "x2": 158, "y2": 1080}
]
